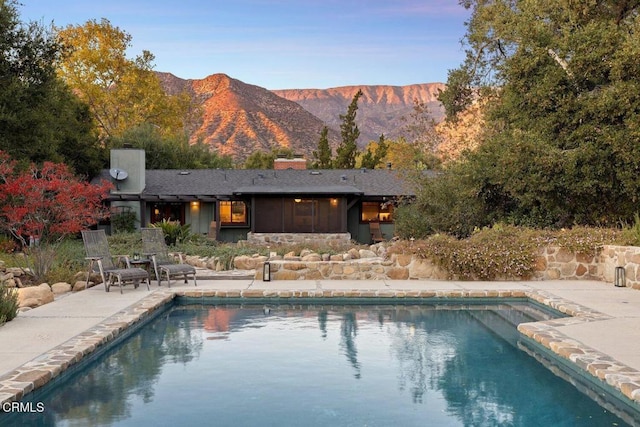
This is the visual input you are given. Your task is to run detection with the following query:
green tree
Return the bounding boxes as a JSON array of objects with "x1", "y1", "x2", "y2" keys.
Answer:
[
  {"x1": 436, "y1": 0, "x2": 640, "y2": 227},
  {"x1": 334, "y1": 89, "x2": 363, "y2": 169},
  {"x1": 243, "y1": 147, "x2": 295, "y2": 169},
  {"x1": 360, "y1": 134, "x2": 389, "y2": 169},
  {"x1": 402, "y1": 99, "x2": 442, "y2": 155},
  {"x1": 312, "y1": 126, "x2": 333, "y2": 168},
  {"x1": 0, "y1": 0, "x2": 102, "y2": 177},
  {"x1": 109, "y1": 124, "x2": 234, "y2": 169},
  {"x1": 56, "y1": 19, "x2": 198, "y2": 141}
]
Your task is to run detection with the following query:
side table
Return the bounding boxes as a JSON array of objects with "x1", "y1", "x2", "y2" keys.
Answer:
[{"x1": 129, "y1": 258, "x2": 151, "y2": 275}]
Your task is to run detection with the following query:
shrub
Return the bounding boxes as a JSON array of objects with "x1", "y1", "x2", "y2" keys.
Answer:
[
  {"x1": 153, "y1": 219, "x2": 192, "y2": 245},
  {"x1": 388, "y1": 225, "x2": 627, "y2": 280},
  {"x1": 395, "y1": 168, "x2": 489, "y2": 239},
  {"x1": 619, "y1": 213, "x2": 640, "y2": 247},
  {"x1": 0, "y1": 282, "x2": 19, "y2": 325},
  {"x1": 0, "y1": 234, "x2": 17, "y2": 253},
  {"x1": 43, "y1": 238, "x2": 86, "y2": 284},
  {"x1": 107, "y1": 232, "x2": 142, "y2": 257},
  {"x1": 111, "y1": 210, "x2": 138, "y2": 233},
  {"x1": 532, "y1": 226, "x2": 628, "y2": 253},
  {"x1": 393, "y1": 203, "x2": 432, "y2": 239}
]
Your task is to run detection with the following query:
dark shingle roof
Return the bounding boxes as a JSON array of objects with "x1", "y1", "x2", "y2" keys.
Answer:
[{"x1": 99, "y1": 168, "x2": 416, "y2": 200}]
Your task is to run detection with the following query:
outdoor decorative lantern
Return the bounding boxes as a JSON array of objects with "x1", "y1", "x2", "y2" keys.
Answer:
[
  {"x1": 615, "y1": 266, "x2": 626, "y2": 287},
  {"x1": 263, "y1": 261, "x2": 271, "y2": 282}
]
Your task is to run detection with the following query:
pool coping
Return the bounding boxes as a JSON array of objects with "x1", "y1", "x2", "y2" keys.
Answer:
[{"x1": 1, "y1": 287, "x2": 640, "y2": 414}]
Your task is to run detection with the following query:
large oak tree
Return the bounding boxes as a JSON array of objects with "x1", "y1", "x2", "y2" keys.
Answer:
[{"x1": 436, "y1": 0, "x2": 640, "y2": 228}]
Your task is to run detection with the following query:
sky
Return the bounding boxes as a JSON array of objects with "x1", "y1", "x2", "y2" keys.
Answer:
[{"x1": 19, "y1": 0, "x2": 471, "y2": 90}]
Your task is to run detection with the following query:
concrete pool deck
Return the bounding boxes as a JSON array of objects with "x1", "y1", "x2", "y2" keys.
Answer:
[{"x1": 2, "y1": 274, "x2": 640, "y2": 410}]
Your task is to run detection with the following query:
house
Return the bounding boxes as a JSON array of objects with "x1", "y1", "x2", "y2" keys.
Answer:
[{"x1": 99, "y1": 148, "x2": 416, "y2": 245}]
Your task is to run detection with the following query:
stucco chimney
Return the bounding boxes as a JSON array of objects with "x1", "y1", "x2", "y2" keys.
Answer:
[{"x1": 110, "y1": 148, "x2": 145, "y2": 194}]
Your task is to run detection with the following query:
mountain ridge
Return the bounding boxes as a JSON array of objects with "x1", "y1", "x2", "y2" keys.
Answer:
[
  {"x1": 272, "y1": 83, "x2": 446, "y2": 144},
  {"x1": 158, "y1": 72, "x2": 446, "y2": 161}
]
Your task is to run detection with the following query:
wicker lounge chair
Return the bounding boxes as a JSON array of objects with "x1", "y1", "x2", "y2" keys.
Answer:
[
  {"x1": 141, "y1": 227, "x2": 197, "y2": 287},
  {"x1": 81, "y1": 230, "x2": 150, "y2": 293}
]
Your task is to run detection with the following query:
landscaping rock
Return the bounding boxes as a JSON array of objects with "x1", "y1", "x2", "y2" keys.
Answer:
[
  {"x1": 6, "y1": 267, "x2": 25, "y2": 276},
  {"x1": 358, "y1": 249, "x2": 377, "y2": 259},
  {"x1": 205, "y1": 258, "x2": 218, "y2": 270},
  {"x1": 233, "y1": 255, "x2": 266, "y2": 270},
  {"x1": 51, "y1": 282, "x2": 72, "y2": 295},
  {"x1": 301, "y1": 253, "x2": 322, "y2": 262},
  {"x1": 73, "y1": 271, "x2": 88, "y2": 281},
  {"x1": 347, "y1": 248, "x2": 360, "y2": 259},
  {"x1": 17, "y1": 283, "x2": 54, "y2": 308},
  {"x1": 73, "y1": 281, "x2": 89, "y2": 292}
]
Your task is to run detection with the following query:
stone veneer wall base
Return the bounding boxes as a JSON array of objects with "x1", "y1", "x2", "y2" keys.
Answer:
[{"x1": 249, "y1": 245, "x2": 640, "y2": 287}]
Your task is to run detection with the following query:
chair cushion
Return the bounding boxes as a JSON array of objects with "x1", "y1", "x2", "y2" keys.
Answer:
[
  {"x1": 109, "y1": 268, "x2": 149, "y2": 281},
  {"x1": 160, "y1": 264, "x2": 196, "y2": 275}
]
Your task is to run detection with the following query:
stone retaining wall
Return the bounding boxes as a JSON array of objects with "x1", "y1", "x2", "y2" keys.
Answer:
[
  {"x1": 243, "y1": 245, "x2": 640, "y2": 288},
  {"x1": 255, "y1": 254, "x2": 449, "y2": 281},
  {"x1": 246, "y1": 232, "x2": 352, "y2": 246},
  {"x1": 600, "y1": 245, "x2": 640, "y2": 289},
  {"x1": 533, "y1": 246, "x2": 601, "y2": 281}
]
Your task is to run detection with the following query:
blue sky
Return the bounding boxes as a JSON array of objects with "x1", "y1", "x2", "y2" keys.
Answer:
[{"x1": 20, "y1": 0, "x2": 471, "y2": 90}]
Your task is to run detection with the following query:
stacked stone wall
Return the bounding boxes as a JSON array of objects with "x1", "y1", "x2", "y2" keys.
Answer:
[
  {"x1": 600, "y1": 245, "x2": 640, "y2": 289},
  {"x1": 238, "y1": 244, "x2": 640, "y2": 287},
  {"x1": 246, "y1": 232, "x2": 352, "y2": 247},
  {"x1": 533, "y1": 246, "x2": 601, "y2": 281}
]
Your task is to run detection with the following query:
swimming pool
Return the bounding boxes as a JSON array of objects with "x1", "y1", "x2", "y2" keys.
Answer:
[{"x1": 1, "y1": 300, "x2": 636, "y2": 426}]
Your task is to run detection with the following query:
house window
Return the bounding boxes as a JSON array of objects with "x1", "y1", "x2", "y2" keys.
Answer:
[
  {"x1": 361, "y1": 201, "x2": 393, "y2": 223},
  {"x1": 150, "y1": 202, "x2": 185, "y2": 224},
  {"x1": 253, "y1": 197, "x2": 345, "y2": 233},
  {"x1": 220, "y1": 201, "x2": 247, "y2": 225}
]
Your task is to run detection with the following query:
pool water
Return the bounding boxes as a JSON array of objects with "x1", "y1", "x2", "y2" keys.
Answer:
[{"x1": 2, "y1": 301, "x2": 635, "y2": 426}]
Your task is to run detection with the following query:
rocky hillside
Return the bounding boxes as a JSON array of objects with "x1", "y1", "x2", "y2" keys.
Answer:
[
  {"x1": 272, "y1": 83, "x2": 446, "y2": 145},
  {"x1": 157, "y1": 72, "x2": 340, "y2": 161},
  {"x1": 158, "y1": 72, "x2": 448, "y2": 161}
]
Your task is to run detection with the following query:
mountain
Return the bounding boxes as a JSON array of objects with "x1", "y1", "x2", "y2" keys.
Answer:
[
  {"x1": 158, "y1": 73, "x2": 447, "y2": 161},
  {"x1": 157, "y1": 72, "x2": 340, "y2": 161},
  {"x1": 272, "y1": 83, "x2": 446, "y2": 145}
]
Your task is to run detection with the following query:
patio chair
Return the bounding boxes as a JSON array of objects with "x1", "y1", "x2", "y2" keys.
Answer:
[
  {"x1": 81, "y1": 230, "x2": 150, "y2": 294},
  {"x1": 141, "y1": 227, "x2": 197, "y2": 288},
  {"x1": 369, "y1": 221, "x2": 384, "y2": 243}
]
